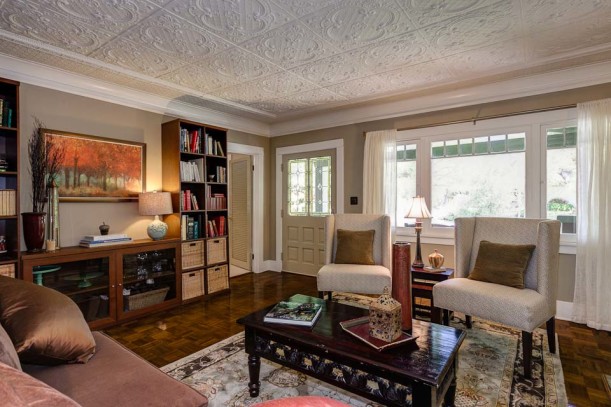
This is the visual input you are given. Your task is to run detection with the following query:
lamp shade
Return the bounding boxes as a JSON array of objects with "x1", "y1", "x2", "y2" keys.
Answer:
[
  {"x1": 405, "y1": 196, "x2": 431, "y2": 219},
  {"x1": 138, "y1": 192, "x2": 173, "y2": 216}
]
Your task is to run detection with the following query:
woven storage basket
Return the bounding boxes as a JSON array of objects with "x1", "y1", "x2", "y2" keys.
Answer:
[
  {"x1": 182, "y1": 241, "x2": 205, "y2": 270},
  {"x1": 127, "y1": 286, "x2": 169, "y2": 311},
  {"x1": 206, "y1": 237, "x2": 227, "y2": 264},
  {"x1": 206, "y1": 265, "x2": 229, "y2": 294},
  {"x1": 182, "y1": 270, "x2": 204, "y2": 300}
]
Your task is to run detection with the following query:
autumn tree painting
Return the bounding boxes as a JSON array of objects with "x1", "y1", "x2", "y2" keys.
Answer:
[{"x1": 44, "y1": 131, "x2": 145, "y2": 200}]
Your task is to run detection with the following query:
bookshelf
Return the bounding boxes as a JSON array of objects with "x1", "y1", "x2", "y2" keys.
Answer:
[
  {"x1": 162, "y1": 119, "x2": 230, "y2": 302},
  {"x1": 0, "y1": 77, "x2": 19, "y2": 278}
]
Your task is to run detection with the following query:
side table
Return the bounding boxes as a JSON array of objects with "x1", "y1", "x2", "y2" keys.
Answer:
[{"x1": 411, "y1": 267, "x2": 454, "y2": 324}]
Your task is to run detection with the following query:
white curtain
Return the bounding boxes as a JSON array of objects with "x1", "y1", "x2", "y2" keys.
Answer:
[
  {"x1": 363, "y1": 129, "x2": 397, "y2": 222},
  {"x1": 572, "y1": 99, "x2": 611, "y2": 331}
]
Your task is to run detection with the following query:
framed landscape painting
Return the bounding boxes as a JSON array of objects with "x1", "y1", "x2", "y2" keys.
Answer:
[{"x1": 43, "y1": 129, "x2": 146, "y2": 202}]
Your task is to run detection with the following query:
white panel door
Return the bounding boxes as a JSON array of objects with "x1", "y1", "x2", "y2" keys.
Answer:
[{"x1": 282, "y1": 150, "x2": 336, "y2": 276}]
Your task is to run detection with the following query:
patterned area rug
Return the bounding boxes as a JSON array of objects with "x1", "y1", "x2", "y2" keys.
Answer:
[{"x1": 162, "y1": 294, "x2": 567, "y2": 407}]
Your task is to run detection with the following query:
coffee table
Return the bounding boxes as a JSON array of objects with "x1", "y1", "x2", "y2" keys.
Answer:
[{"x1": 237, "y1": 294, "x2": 465, "y2": 407}]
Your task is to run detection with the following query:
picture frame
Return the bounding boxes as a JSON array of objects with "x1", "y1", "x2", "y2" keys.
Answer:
[{"x1": 43, "y1": 129, "x2": 146, "y2": 202}]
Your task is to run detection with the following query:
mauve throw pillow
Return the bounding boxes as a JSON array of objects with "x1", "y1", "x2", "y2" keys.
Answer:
[
  {"x1": 468, "y1": 240, "x2": 536, "y2": 289},
  {"x1": 0, "y1": 361, "x2": 82, "y2": 406},
  {"x1": 0, "y1": 323, "x2": 21, "y2": 370},
  {"x1": 334, "y1": 229, "x2": 375, "y2": 265},
  {"x1": 0, "y1": 276, "x2": 96, "y2": 365}
]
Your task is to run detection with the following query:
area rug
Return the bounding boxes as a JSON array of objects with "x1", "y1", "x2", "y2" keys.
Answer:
[{"x1": 162, "y1": 295, "x2": 567, "y2": 407}]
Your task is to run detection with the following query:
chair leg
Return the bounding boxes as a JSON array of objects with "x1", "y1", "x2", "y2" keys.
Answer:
[
  {"x1": 465, "y1": 315, "x2": 472, "y2": 329},
  {"x1": 522, "y1": 331, "x2": 532, "y2": 379},
  {"x1": 546, "y1": 317, "x2": 556, "y2": 354},
  {"x1": 442, "y1": 309, "x2": 450, "y2": 326},
  {"x1": 327, "y1": 292, "x2": 332, "y2": 301},
  {"x1": 318, "y1": 291, "x2": 325, "y2": 299}
]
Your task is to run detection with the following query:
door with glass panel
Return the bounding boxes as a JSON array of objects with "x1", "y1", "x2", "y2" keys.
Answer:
[{"x1": 282, "y1": 150, "x2": 336, "y2": 276}]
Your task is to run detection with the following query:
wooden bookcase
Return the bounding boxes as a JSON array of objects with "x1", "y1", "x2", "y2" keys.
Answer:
[
  {"x1": 0, "y1": 77, "x2": 20, "y2": 278},
  {"x1": 161, "y1": 119, "x2": 230, "y2": 302},
  {"x1": 21, "y1": 239, "x2": 181, "y2": 329}
]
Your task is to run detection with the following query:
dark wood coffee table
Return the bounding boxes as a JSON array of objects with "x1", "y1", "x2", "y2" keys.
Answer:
[{"x1": 237, "y1": 294, "x2": 465, "y2": 406}]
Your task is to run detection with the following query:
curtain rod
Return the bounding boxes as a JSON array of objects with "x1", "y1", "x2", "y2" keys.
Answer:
[{"x1": 396, "y1": 104, "x2": 576, "y2": 132}]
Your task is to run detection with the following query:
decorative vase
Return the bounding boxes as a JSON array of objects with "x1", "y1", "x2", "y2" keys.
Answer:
[
  {"x1": 47, "y1": 181, "x2": 60, "y2": 249},
  {"x1": 392, "y1": 242, "x2": 412, "y2": 332},
  {"x1": 428, "y1": 249, "x2": 445, "y2": 269},
  {"x1": 22, "y1": 212, "x2": 46, "y2": 252}
]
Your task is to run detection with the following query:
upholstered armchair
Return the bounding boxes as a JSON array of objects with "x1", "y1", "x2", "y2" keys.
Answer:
[
  {"x1": 317, "y1": 214, "x2": 392, "y2": 299},
  {"x1": 433, "y1": 217, "x2": 561, "y2": 379}
]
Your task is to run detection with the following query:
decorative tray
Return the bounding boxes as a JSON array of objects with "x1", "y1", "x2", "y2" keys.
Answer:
[{"x1": 340, "y1": 317, "x2": 418, "y2": 352}]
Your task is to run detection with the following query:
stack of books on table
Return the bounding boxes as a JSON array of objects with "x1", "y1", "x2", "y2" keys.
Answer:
[{"x1": 79, "y1": 234, "x2": 132, "y2": 248}]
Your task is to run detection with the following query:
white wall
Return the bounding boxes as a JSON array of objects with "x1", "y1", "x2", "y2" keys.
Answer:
[{"x1": 20, "y1": 83, "x2": 165, "y2": 247}]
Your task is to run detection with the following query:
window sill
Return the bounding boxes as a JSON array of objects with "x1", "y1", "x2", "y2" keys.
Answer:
[{"x1": 395, "y1": 233, "x2": 577, "y2": 255}]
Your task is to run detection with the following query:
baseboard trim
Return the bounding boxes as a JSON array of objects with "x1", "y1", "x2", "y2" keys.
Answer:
[
  {"x1": 263, "y1": 260, "x2": 281, "y2": 272},
  {"x1": 556, "y1": 300, "x2": 573, "y2": 321}
]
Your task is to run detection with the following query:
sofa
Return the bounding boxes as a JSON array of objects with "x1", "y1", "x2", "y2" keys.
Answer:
[{"x1": 0, "y1": 276, "x2": 207, "y2": 406}]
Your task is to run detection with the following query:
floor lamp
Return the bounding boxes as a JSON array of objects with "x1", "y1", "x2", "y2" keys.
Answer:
[{"x1": 405, "y1": 196, "x2": 431, "y2": 269}]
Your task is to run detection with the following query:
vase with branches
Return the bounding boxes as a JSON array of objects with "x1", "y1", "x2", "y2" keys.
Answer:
[{"x1": 22, "y1": 118, "x2": 65, "y2": 251}]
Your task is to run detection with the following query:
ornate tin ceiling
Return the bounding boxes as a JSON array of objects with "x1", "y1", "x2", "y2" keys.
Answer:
[{"x1": 0, "y1": 0, "x2": 610, "y2": 121}]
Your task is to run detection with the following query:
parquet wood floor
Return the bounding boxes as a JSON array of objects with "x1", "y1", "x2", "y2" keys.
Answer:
[{"x1": 104, "y1": 271, "x2": 611, "y2": 407}]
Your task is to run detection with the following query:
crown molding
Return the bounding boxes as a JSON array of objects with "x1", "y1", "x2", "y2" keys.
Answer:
[
  {"x1": 269, "y1": 61, "x2": 611, "y2": 136},
  {"x1": 2, "y1": 52, "x2": 611, "y2": 139},
  {"x1": 0, "y1": 54, "x2": 271, "y2": 136}
]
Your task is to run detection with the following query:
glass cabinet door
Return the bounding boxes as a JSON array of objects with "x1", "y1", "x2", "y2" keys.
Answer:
[
  {"x1": 32, "y1": 257, "x2": 111, "y2": 323},
  {"x1": 121, "y1": 247, "x2": 177, "y2": 314}
]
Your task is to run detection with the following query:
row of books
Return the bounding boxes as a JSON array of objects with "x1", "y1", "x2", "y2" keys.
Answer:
[
  {"x1": 180, "y1": 158, "x2": 204, "y2": 182},
  {"x1": 79, "y1": 234, "x2": 133, "y2": 248},
  {"x1": 180, "y1": 215, "x2": 200, "y2": 240},
  {"x1": 206, "y1": 185, "x2": 226, "y2": 210},
  {"x1": 0, "y1": 98, "x2": 14, "y2": 128},
  {"x1": 0, "y1": 264, "x2": 15, "y2": 278},
  {"x1": 180, "y1": 128, "x2": 203, "y2": 154},
  {"x1": 206, "y1": 137, "x2": 225, "y2": 156},
  {"x1": 0, "y1": 189, "x2": 16, "y2": 216},
  {"x1": 213, "y1": 166, "x2": 227, "y2": 183},
  {"x1": 180, "y1": 190, "x2": 200, "y2": 211},
  {"x1": 207, "y1": 216, "x2": 226, "y2": 237}
]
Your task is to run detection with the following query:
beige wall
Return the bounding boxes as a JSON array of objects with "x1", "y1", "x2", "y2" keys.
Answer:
[
  {"x1": 20, "y1": 84, "x2": 268, "y2": 251},
  {"x1": 269, "y1": 82, "x2": 611, "y2": 300}
]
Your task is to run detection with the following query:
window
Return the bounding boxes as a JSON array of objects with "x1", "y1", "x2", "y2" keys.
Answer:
[
  {"x1": 395, "y1": 108, "x2": 578, "y2": 250},
  {"x1": 396, "y1": 143, "x2": 417, "y2": 226},
  {"x1": 287, "y1": 156, "x2": 332, "y2": 216},
  {"x1": 546, "y1": 126, "x2": 577, "y2": 234},
  {"x1": 430, "y1": 134, "x2": 525, "y2": 227}
]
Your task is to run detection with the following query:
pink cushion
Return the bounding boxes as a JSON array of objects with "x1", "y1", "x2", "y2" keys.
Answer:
[{"x1": 254, "y1": 396, "x2": 351, "y2": 407}]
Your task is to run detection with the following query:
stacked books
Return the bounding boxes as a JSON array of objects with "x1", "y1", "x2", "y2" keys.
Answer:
[
  {"x1": 263, "y1": 301, "x2": 323, "y2": 327},
  {"x1": 79, "y1": 234, "x2": 133, "y2": 248}
]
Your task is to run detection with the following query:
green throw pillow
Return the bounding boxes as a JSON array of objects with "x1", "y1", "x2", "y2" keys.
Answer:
[
  {"x1": 334, "y1": 229, "x2": 375, "y2": 265},
  {"x1": 468, "y1": 240, "x2": 536, "y2": 289}
]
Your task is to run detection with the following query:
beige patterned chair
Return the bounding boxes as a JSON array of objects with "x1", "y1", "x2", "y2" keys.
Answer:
[
  {"x1": 433, "y1": 217, "x2": 561, "y2": 379},
  {"x1": 317, "y1": 214, "x2": 391, "y2": 299}
]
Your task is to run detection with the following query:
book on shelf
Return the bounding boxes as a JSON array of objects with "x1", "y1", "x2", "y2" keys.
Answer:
[
  {"x1": 181, "y1": 215, "x2": 199, "y2": 240},
  {"x1": 82, "y1": 233, "x2": 130, "y2": 241},
  {"x1": 79, "y1": 238, "x2": 133, "y2": 248},
  {"x1": 339, "y1": 317, "x2": 418, "y2": 351},
  {"x1": 263, "y1": 301, "x2": 323, "y2": 327}
]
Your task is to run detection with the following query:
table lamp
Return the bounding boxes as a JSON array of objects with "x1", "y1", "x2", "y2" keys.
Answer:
[
  {"x1": 405, "y1": 196, "x2": 431, "y2": 268},
  {"x1": 139, "y1": 191, "x2": 173, "y2": 240}
]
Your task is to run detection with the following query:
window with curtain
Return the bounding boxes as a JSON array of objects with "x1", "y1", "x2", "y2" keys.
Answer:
[{"x1": 546, "y1": 126, "x2": 577, "y2": 234}]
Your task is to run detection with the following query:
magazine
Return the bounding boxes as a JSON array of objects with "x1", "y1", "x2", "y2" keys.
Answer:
[{"x1": 263, "y1": 301, "x2": 323, "y2": 327}]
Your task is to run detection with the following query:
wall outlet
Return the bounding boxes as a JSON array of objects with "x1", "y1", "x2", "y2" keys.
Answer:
[{"x1": 350, "y1": 196, "x2": 358, "y2": 205}]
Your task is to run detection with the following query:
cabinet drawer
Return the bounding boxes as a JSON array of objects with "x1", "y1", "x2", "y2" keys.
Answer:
[
  {"x1": 206, "y1": 265, "x2": 228, "y2": 294},
  {"x1": 182, "y1": 241, "x2": 205, "y2": 270},
  {"x1": 206, "y1": 237, "x2": 227, "y2": 264},
  {"x1": 182, "y1": 270, "x2": 204, "y2": 300}
]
